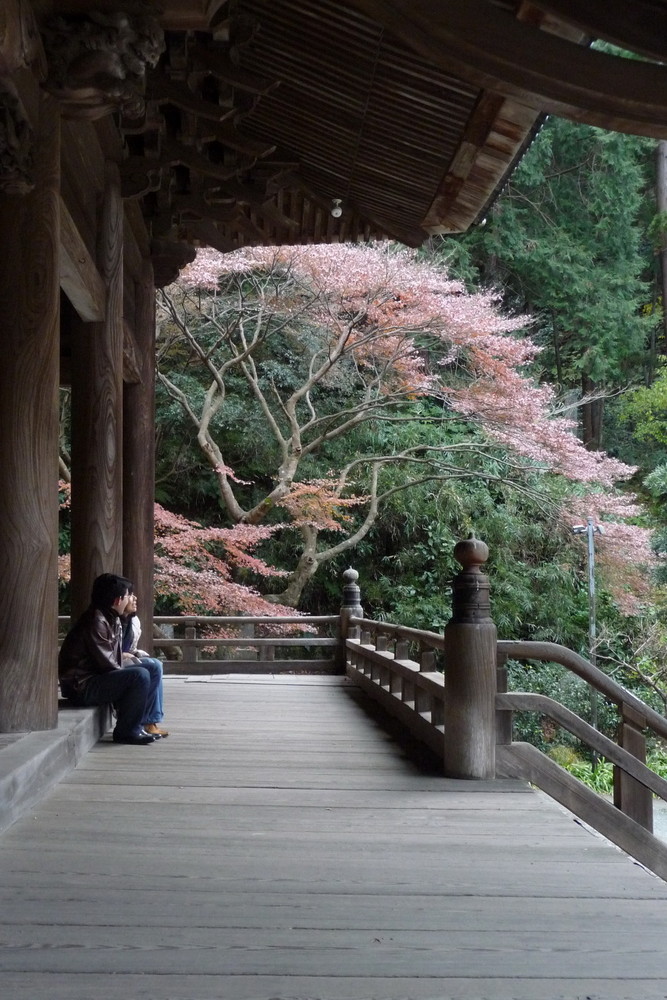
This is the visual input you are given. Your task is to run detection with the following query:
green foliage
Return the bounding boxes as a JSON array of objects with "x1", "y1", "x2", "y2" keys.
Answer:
[
  {"x1": 647, "y1": 747, "x2": 667, "y2": 780},
  {"x1": 547, "y1": 745, "x2": 582, "y2": 768},
  {"x1": 643, "y1": 465, "x2": 667, "y2": 586},
  {"x1": 547, "y1": 745, "x2": 667, "y2": 796},
  {"x1": 620, "y1": 361, "x2": 667, "y2": 446},
  {"x1": 433, "y1": 116, "x2": 657, "y2": 446},
  {"x1": 507, "y1": 656, "x2": 618, "y2": 748},
  {"x1": 562, "y1": 758, "x2": 615, "y2": 795},
  {"x1": 355, "y1": 464, "x2": 593, "y2": 645}
]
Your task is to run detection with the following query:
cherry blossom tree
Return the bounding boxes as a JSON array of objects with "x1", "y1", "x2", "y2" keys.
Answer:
[
  {"x1": 158, "y1": 242, "x2": 650, "y2": 607},
  {"x1": 58, "y1": 482, "x2": 298, "y2": 621},
  {"x1": 151, "y1": 503, "x2": 296, "y2": 618}
]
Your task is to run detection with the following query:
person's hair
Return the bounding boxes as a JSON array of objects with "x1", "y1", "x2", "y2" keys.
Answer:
[{"x1": 90, "y1": 573, "x2": 133, "y2": 610}]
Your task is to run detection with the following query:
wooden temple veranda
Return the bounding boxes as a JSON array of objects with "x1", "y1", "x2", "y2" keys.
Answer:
[
  {"x1": 5, "y1": 4, "x2": 667, "y2": 995},
  {"x1": 4, "y1": 0, "x2": 667, "y2": 734}
]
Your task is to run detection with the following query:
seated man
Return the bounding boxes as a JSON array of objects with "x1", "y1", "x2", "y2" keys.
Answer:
[
  {"x1": 121, "y1": 590, "x2": 169, "y2": 737},
  {"x1": 58, "y1": 573, "x2": 161, "y2": 745}
]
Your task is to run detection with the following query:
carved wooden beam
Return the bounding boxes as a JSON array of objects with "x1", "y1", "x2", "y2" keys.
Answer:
[
  {"x1": 193, "y1": 120, "x2": 275, "y2": 158},
  {"x1": 230, "y1": 213, "x2": 266, "y2": 241},
  {"x1": 120, "y1": 156, "x2": 162, "y2": 199},
  {"x1": 0, "y1": 78, "x2": 34, "y2": 193},
  {"x1": 529, "y1": 1, "x2": 667, "y2": 61},
  {"x1": 59, "y1": 195, "x2": 105, "y2": 322},
  {"x1": 345, "y1": 0, "x2": 667, "y2": 138},
  {"x1": 0, "y1": 0, "x2": 46, "y2": 77},
  {"x1": 150, "y1": 238, "x2": 196, "y2": 288},
  {"x1": 41, "y1": 12, "x2": 165, "y2": 120},
  {"x1": 172, "y1": 192, "x2": 239, "y2": 224},
  {"x1": 207, "y1": 1, "x2": 231, "y2": 30},
  {"x1": 147, "y1": 75, "x2": 237, "y2": 123},
  {"x1": 159, "y1": 136, "x2": 253, "y2": 181},
  {"x1": 181, "y1": 218, "x2": 237, "y2": 253},
  {"x1": 188, "y1": 43, "x2": 279, "y2": 95},
  {"x1": 204, "y1": 179, "x2": 278, "y2": 206},
  {"x1": 251, "y1": 200, "x2": 300, "y2": 232},
  {"x1": 261, "y1": 167, "x2": 308, "y2": 199}
]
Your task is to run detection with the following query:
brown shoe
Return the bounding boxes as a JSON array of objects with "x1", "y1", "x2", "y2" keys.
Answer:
[{"x1": 144, "y1": 723, "x2": 169, "y2": 737}]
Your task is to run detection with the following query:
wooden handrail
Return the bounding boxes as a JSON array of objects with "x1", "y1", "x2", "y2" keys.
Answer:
[
  {"x1": 153, "y1": 636, "x2": 338, "y2": 647},
  {"x1": 59, "y1": 613, "x2": 342, "y2": 675},
  {"x1": 59, "y1": 615, "x2": 338, "y2": 626},
  {"x1": 349, "y1": 616, "x2": 445, "y2": 650},
  {"x1": 154, "y1": 615, "x2": 339, "y2": 626},
  {"x1": 498, "y1": 639, "x2": 667, "y2": 742},
  {"x1": 344, "y1": 620, "x2": 447, "y2": 757},
  {"x1": 497, "y1": 691, "x2": 667, "y2": 802}
]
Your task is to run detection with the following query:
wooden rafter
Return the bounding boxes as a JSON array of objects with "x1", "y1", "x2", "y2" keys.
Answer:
[
  {"x1": 39, "y1": 0, "x2": 667, "y2": 262},
  {"x1": 344, "y1": 0, "x2": 667, "y2": 138},
  {"x1": 530, "y1": 0, "x2": 667, "y2": 61}
]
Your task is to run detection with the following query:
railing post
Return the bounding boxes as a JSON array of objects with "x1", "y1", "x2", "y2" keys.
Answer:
[
  {"x1": 443, "y1": 536, "x2": 497, "y2": 779},
  {"x1": 496, "y1": 650, "x2": 512, "y2": 746},
  {"x1": 182, "y1": 626, "x2": 198, "y2": 670},
  {"x1": 338, "y1": 568, "x2": 363, "y2": 672},
  {"x1": 614, "y1": 704, "x2": 653, "y2": 832},
  {"x1": 395, "y1": 638, "x2": 411, "y2": 703}
]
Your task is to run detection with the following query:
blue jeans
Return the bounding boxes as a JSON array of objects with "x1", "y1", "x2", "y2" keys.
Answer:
[
  {"x1": 66, "y1": 667, "x2": 150, "y2": 739},
  {"x1": 136, "y1": 656, "x2": 164, "y2": 724}
]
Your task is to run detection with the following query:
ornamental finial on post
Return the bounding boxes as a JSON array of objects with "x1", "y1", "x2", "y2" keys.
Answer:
[
  {"x1": 451, "y1": 534, "x2": 491, "y2": 624},
  {"x1": 341, "y1": 567, "x2": 363, "y2": 617},
  {"x1": 338, "y1": 568, "x2": 363, "y2": 673}
]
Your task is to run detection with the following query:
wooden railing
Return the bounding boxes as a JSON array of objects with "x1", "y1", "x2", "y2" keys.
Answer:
[
  {"x1": 495, "y1": 640, "x2": 667, "y2": 879},
  {"x1": 343, "y1": 615, "x2": 667, "y2": 881},
  {"x1": 59, "y1": 614, "x2": 341, "y2": 675},
  {"x1": 345, "y1": 617, "x2": 446, "y2": 756},
  {"x1": 153, "y1": 615, "x2": 340, "y2": 674}
]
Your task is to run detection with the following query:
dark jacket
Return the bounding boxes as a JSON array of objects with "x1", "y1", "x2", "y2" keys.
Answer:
[{"x1": 58, "y1": 606, "x2": 123, "y2": 692}]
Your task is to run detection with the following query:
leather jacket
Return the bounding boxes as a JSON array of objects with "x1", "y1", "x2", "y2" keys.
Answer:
[{"x1": 58, "y1": 606, "x2": 123, "y2": 692}]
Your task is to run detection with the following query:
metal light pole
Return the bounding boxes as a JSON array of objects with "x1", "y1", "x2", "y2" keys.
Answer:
[{"x1": 572, "y1": 516, "x2": 604, "y2": 739}]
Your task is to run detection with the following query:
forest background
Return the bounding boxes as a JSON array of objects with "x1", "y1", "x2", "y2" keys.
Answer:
[{"x1": 59, "y1": 116, "x2": 667, "y2": 763}]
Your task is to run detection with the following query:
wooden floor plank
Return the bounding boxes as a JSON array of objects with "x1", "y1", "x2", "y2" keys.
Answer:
[
  {"x1": 1, "y1": 676, "x2": 667, "y2": 997},
  {"x1": 5, "y1": 973, "x2": 667, "y2": 1000}
]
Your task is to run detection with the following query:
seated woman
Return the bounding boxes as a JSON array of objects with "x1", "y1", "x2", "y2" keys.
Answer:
[
  {"x1": 121, "y1": 591, "x2": 169, "y2": 737},
  {"x1": 59, "y1": 573, "x2": 159, "y2": 745}
]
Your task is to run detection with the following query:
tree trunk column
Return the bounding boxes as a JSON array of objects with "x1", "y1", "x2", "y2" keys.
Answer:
[
  {"x1": 123, "y1": 258, "x2": 156, "y2": 649},
  {"x1": 443, "y1": 537, "x2": 497, "y2": 778},
  {"x1": 0, "y1": 91, "x2": 61, "y2": 731},
  {"x1": 70, "y1": 161, "x2": 124, "y2": 617}
]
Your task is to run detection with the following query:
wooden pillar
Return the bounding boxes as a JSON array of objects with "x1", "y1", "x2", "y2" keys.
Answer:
[
  {"x1": 123, "y1": 259, "x2": 156, "y2": 650},
  {"x1": 69, "y1": 161, "x2": 124, "y2": 618},
  {"x1": 443, "y1": 537, "x2": 497, "y2": 779},
  {"x1": 0, "y1": 90, "x2": 61, "y2": 731}
]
